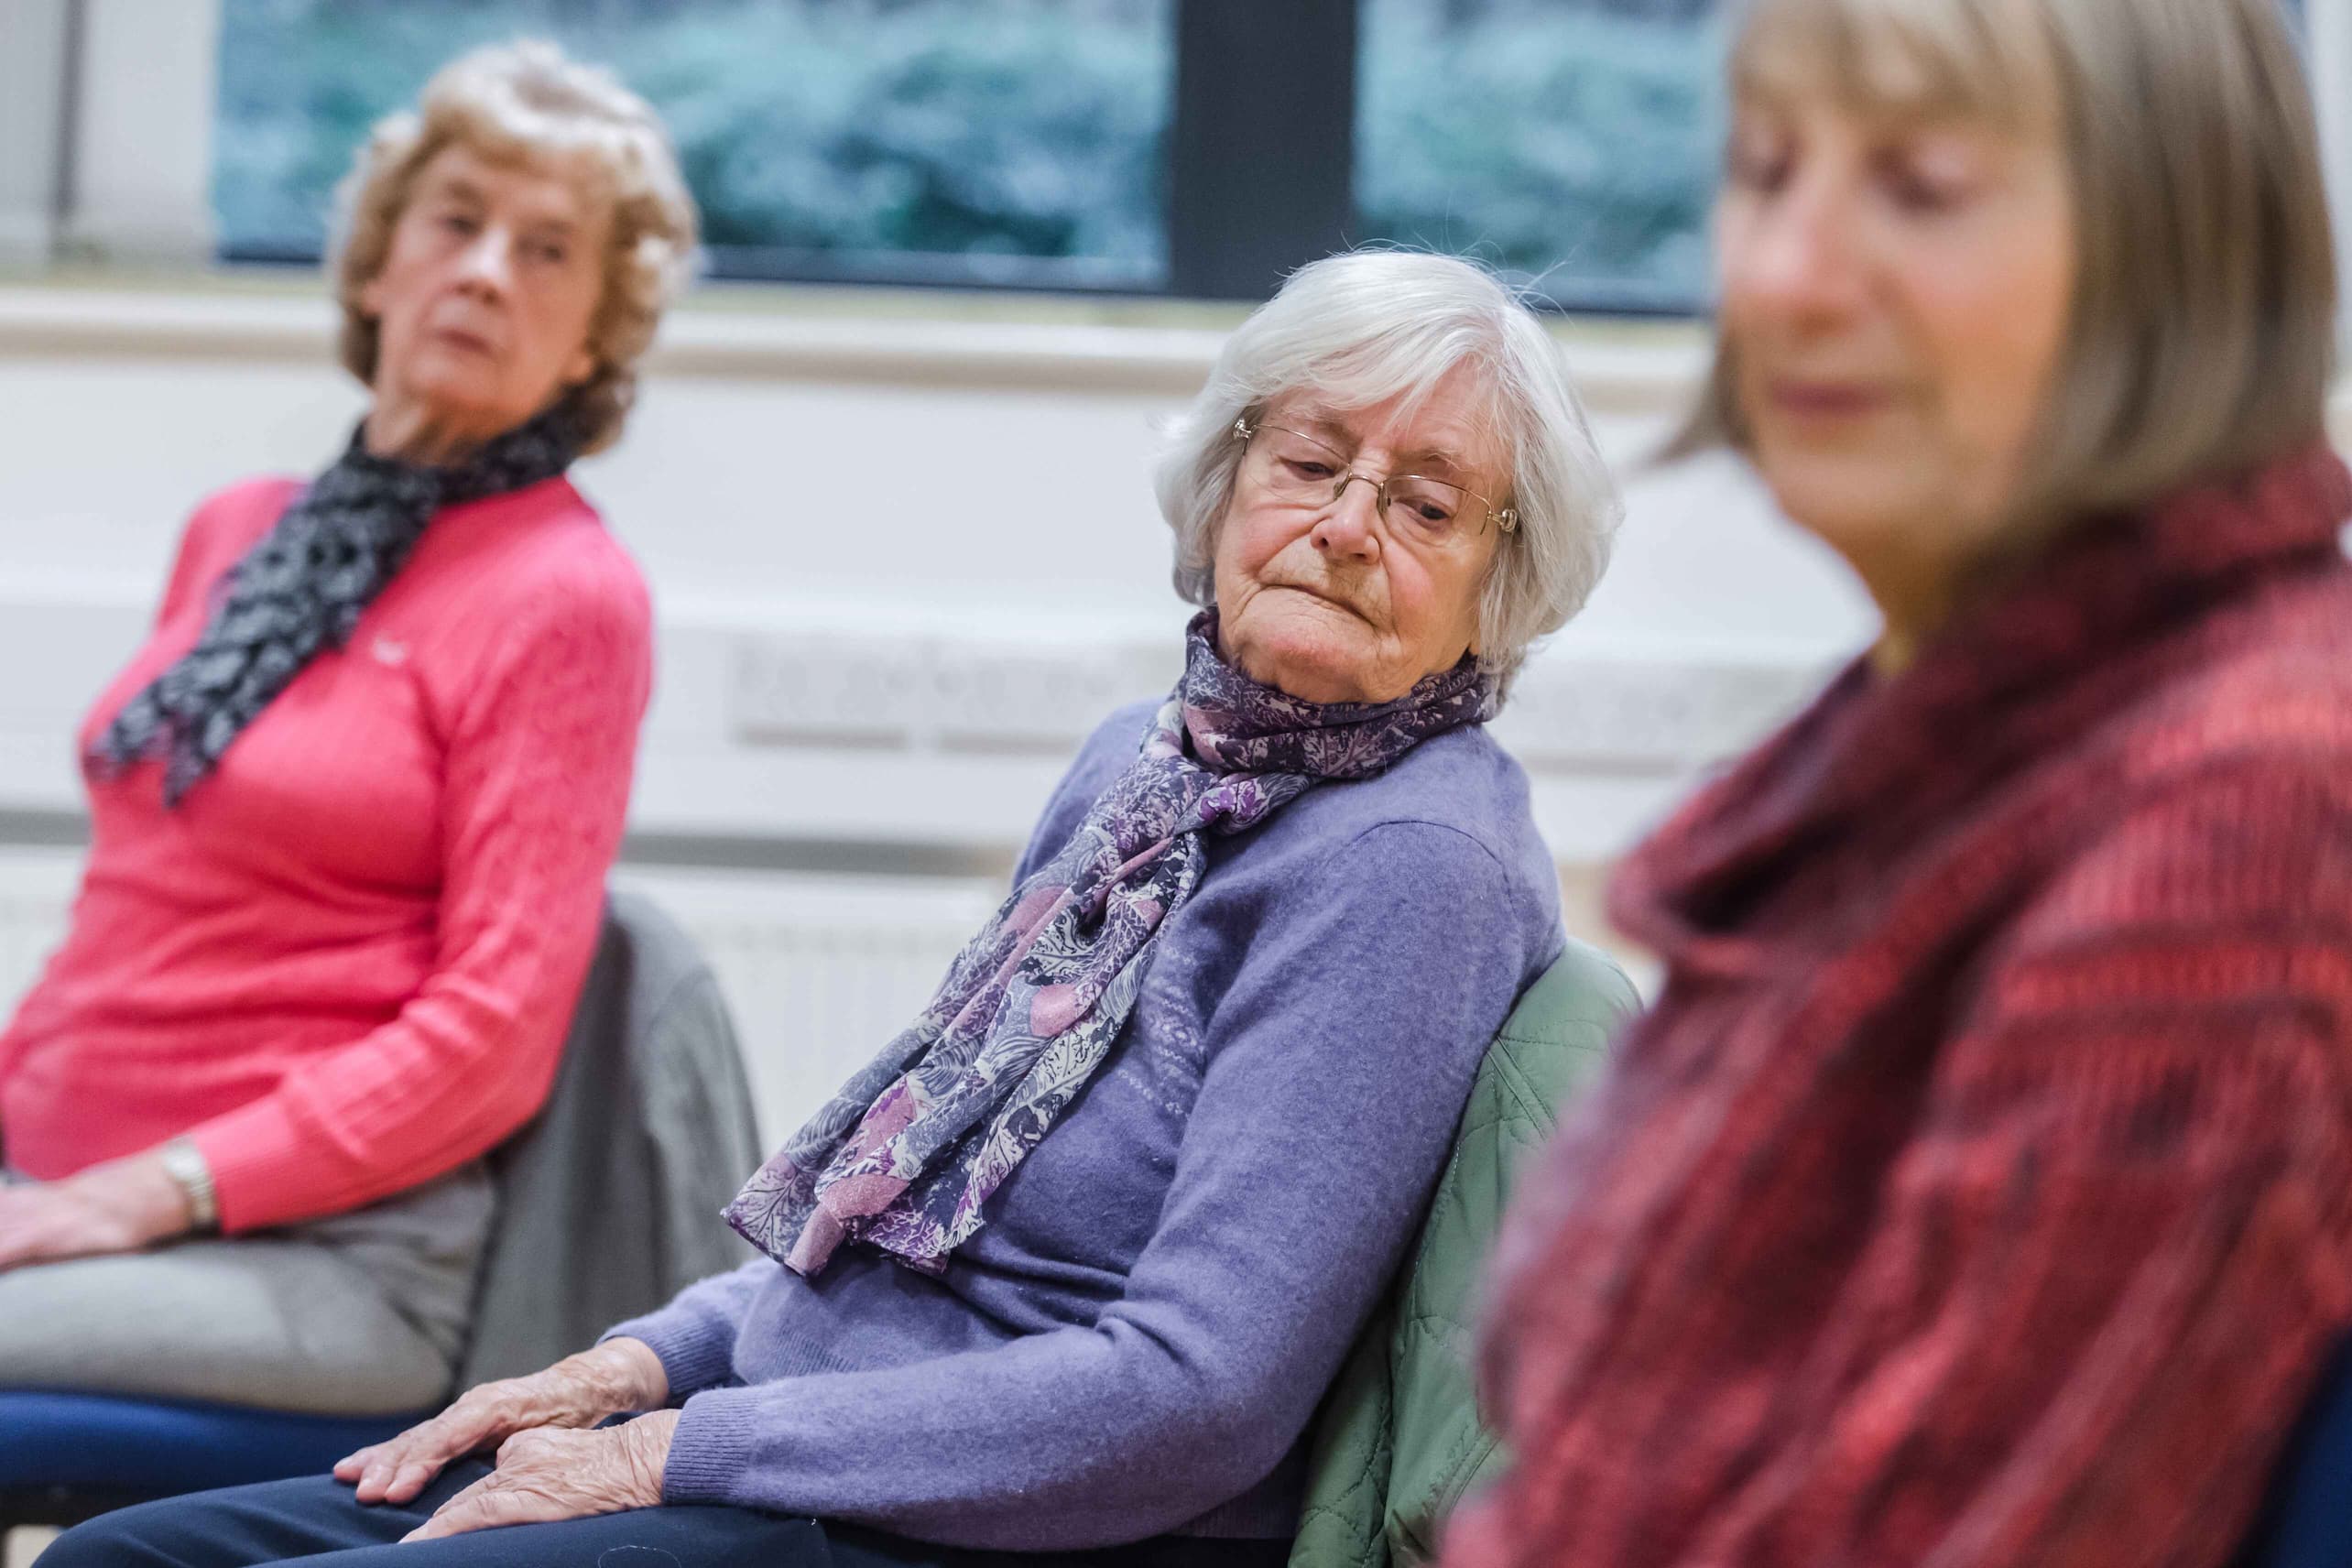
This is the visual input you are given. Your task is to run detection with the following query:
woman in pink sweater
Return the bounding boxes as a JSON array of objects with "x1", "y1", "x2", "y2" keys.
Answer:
[{"x1": 0, "y1": 41, "x2": 695, "y2": 1415}]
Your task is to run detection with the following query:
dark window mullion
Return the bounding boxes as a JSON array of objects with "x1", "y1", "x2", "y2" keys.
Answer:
[{"x1": 1167, "y1": 0, "x2": 1358, "y2": 301}]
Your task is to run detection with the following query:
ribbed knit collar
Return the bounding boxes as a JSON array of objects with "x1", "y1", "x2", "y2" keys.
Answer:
[{"x1": 1611, "y1": 441, "x2": 2352, "y2": 975}]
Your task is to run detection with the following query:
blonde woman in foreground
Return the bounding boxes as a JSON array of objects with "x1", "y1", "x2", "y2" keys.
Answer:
[{"x1": 1455, "y1": 0, "x2": 2352, "y2": 1564}]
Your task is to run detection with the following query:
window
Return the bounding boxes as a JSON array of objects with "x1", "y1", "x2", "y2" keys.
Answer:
[
  {"x1": 1354, "y1": 0, "x2": 1722, "y2": 313},
  {"x1": 213, "y1": 0, "x2": 1175, "y2": 291},
  {"x1": 209, "y1": 0, "x2": 1725, "y2": 309}
]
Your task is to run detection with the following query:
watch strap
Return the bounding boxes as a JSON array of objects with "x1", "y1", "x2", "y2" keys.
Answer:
[{"x1": 158, "y1": 1137, "x2": 220, "y2": 1231}]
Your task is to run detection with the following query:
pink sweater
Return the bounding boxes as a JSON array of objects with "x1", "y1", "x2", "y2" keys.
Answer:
[{"x1": 0, "y1": 474, "x2": 652, "y2": 1232}]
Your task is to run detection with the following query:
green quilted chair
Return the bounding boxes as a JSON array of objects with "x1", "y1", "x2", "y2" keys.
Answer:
[{"x1": 1289, "y1": 937, "x2": 1639, "y2": 1568}]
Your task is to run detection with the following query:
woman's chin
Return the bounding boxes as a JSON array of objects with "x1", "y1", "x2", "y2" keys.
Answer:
[
  {"x1": 1237, "y1": 636, "x2": 1394, "y2": 704},
  {"x1": 1222, "y1": 594, "x2": 1413, "y2": 702},
  {"x1": 1754, "y1": 447, "x2": 1944, "y2": 553},
  {"x1": 1231, "y1": 644, "x2": 1357, "y2": 703},
  {"x1": 378, "y1": 364, "x2": 531, "y2": 439}
]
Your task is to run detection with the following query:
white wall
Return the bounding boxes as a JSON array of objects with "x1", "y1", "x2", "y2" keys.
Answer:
[
  {"x1": 0, "y1": 278, "x2": 1876, "y2": 1122},
  {"x1": 0, "y1": 282, "x2": 1871, "y2": 857}
]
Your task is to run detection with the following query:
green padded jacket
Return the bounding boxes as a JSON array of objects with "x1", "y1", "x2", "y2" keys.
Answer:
[{"x1": 1288, "y1": 938, "x2": 1639, "y2": 1568}]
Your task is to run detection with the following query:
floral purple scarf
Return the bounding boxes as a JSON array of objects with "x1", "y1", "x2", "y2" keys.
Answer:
[{"x1": 724, "y1": 610, "x2": 1499, "y2": 1277}]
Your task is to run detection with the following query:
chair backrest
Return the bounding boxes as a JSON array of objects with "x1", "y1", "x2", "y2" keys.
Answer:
[
  {"x1": 1290, "y1": 938, "x2": 1639, "y2": 1568},
  {"x1": 456, "y1": 888, "x2": 763, "y2": 1387}
]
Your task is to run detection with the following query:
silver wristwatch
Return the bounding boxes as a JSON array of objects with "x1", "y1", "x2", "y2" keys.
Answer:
[{"x1": 158, "y1": 1137, "x2": 220, "y2": 1231}]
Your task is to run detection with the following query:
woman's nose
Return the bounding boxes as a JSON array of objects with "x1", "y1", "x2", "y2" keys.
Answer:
[
  {"x1": 1312, "y1": 475, "x2": 1384, "y2": 560},
  {"x1": 1726, "y1": 178, "x2": 1865, "y2": 325},
  {"x1": 452, "y1": 230, "x2": 516, "y2": 296}
]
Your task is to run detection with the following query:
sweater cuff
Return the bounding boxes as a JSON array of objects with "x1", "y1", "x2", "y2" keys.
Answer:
[
  {"x1": 661, "y1": 1386, "x2": 769, "y2": 1506},
  {"x1": 191, "y1": 1096, "x2": 343, "y2": 1233},
  {"x1": 602, "y1": 1306, "x2": 739, "y2": 1402}
]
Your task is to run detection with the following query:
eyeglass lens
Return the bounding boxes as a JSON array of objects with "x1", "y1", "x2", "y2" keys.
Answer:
[{"x1": 1249, "y1": 426, "x2": 1484, "y2": 539}]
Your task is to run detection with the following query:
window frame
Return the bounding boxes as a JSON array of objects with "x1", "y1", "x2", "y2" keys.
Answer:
[
  {"x1": 200, "y1": 0, "x2": 1715, "y2": 310},
  {"x1": 11, "y1": 0, "x2": 2352, "y2": 329}
]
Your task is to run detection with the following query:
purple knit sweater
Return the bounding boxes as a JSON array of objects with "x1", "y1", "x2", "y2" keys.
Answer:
[{"x1": 604, "y1": 700, "x2": 1563, "y2": 1551}]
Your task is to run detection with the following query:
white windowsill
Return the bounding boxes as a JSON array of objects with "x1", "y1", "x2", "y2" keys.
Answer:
[{"x1": 0, "y1": 268, "x2": 1714, "y2": 412}]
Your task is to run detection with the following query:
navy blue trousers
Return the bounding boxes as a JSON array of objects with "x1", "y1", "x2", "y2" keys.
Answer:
[{"x1": 42, "y1": 1462, "x2": 1287, "y2": 1568}]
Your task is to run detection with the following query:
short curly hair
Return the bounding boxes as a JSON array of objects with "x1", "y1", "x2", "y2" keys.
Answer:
[
  {"x1": 1154, "y1": 251, "x2": 1620, "y2": 694},
  {"x1": 330, "y1": 40, "x2": 699, "y2": 454}
]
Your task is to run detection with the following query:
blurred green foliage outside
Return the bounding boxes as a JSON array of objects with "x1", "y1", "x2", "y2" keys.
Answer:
[
  {"x1": 1357, "y1": 0, "x2": 1723, "y2": 310},
  {"x1": 214, "y1": 0, "x2": 1173, "y2": 287},
  {"x1": 214, "y1": 0, "x2": 1722, "y2": 308}
]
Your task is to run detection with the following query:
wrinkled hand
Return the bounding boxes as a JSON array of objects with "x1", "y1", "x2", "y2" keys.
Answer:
[
  {"x1": 401, "y1": 1410, "x2": 679, "y2": 1542},
  {"x1": 0, "y1": 1155, "x2": 191, "y2": 1272},
  {"x1": 335, "y1": 1338, "x2": 670, "y2": 1507}
]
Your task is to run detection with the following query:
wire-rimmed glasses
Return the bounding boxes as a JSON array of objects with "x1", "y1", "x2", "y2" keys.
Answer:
[{"x1": 1232, "y1": 417, "x2": 1518, "y2": 544}]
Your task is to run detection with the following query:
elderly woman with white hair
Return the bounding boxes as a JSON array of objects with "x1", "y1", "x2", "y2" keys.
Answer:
[
  {"x1": 47, "y1": 249, "x2": 1619, "y2": 1568},
  {"x1": 0, "y1": 40, "x2": 693, "y2": 1416}
]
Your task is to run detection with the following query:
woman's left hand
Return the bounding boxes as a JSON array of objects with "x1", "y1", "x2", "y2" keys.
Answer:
[
  {"x1": 402, "y1": 1410, "x2": 680, "y2": 1542},
  {"x1": 0, "y1": 1154, "x2": 191, "y2": 1271}
]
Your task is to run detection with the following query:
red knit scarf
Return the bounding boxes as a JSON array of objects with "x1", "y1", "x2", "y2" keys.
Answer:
[{"x1": 1452, "y1": 445, "x2": 2352, "y2": 1568}]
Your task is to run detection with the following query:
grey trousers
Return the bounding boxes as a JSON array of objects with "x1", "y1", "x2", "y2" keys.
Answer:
[{"x1": 0, "y1": 1163, "x2": 492, "y2": 1416}]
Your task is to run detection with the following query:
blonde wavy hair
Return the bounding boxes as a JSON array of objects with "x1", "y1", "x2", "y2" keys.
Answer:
[{"x1": 331, "y1": 40, "x2": 699, "y2": 454}]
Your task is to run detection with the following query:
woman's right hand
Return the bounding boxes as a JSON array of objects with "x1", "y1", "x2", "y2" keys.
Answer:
[{"x1": 332, "y1": 1336, "x2": 670, "y2": 1506}]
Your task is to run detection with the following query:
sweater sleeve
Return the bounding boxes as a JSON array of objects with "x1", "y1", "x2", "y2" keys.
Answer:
[
  {"x1": 188, "y1": 562, "x2": 654, "y2": 1231},
  {"x1": 601, "y1": 1258, "x2": 780, "y2": 1399},
  {"x1": 1, "y1": 483, "x2": 290, "y2": 1100},
  {"x1": 656, "y1": 820, "x2": 1541, "y2": 1551},
  {"x1": 1497, "y1": 763, "x2": 2352, "y2": 1568}
]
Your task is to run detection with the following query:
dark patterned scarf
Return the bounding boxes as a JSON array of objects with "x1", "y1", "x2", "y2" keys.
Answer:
[
  {"x1": 724, "y1": 609, "x2": 1499, "y2": 1277},
  {"x1": 92, "y1": 400, "x2": 584, "y2": 805}
]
